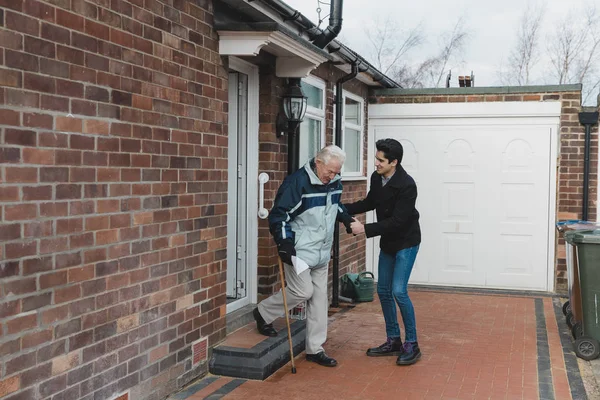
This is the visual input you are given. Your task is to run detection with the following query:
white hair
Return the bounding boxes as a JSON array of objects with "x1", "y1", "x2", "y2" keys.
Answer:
[{"x1": 316, "y1": 145, "x2": 346, "y2": 165}]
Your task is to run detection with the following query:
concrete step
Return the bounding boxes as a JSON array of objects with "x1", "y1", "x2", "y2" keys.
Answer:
[{"x1": 209, "y1": 319, "x2": 306, "y2": 380}]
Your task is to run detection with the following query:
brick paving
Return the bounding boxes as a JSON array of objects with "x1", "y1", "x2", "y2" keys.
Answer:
[{"x1": 173, "y1": 290, "x2": 584, "y2": 400}]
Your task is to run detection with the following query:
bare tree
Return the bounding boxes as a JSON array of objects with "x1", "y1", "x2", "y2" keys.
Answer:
[
  {"x1": 547, "y1": 5, "x2": 600, "y2": 104},
  {"x1": 364, "y1": 17, "x2": 424, "y2": 76},
  {"x1": 364, "y1": 16, "x2": 469, "y2": 88},
  {"x1": 425, "y1": 16, "x2": 470, "y2": 88},
  {"x1": 501, "y1": 4, "x2": 545, "y2": 85}
]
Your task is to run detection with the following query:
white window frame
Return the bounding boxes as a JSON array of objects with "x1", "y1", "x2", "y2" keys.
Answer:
[
  {"x1": 336, "y1": 89, "x2": 365, "y2": 180},
  {"x1": 299, "y1": 75, "x2": 326, "y2": 166}
]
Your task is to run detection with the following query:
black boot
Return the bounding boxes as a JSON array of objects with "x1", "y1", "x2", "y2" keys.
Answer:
[
  {"x1": 306, "y1": 352, "x2": 337, "y2": 367},
  {"x1": 253, "y1": 307, "x2": 277, "y2": 337},
  {"x1": 366, "y1": 337, "x2": 403, "y2": 357},
  {"x1": 396, "y1": 341, "x2": 421, "y2": 365}
]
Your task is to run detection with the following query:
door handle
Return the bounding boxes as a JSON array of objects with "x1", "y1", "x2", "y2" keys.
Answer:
[{"x1": 258, "y1": 172, "x2": 270, "y2": 219}]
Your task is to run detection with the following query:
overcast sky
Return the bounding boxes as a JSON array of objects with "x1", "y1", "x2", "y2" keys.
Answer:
[{"x1": 285, "y1": 0, "x2": 598, "y2": 102}]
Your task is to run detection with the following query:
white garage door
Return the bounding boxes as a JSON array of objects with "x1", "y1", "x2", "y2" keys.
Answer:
[{"x1": 367, "y1": 102, "x2": 560, "y2": 291}]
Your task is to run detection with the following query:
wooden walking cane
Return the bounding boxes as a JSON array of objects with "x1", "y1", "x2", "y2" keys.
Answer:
[{"x1": 278, "y1": 257, "x2": 297, "y2": 374}]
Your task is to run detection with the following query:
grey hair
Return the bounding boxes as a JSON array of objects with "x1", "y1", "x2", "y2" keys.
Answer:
[{"x1": 315, "y1": 145, "x2": 346, "y2": 165}]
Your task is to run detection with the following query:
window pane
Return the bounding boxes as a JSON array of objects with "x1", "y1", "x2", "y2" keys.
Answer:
[
  {"x1": 303, "y1": 82, "x2": 323, "y2": 109},
  {"x1": 345, "y1": 97, "x2": 360, "y2": 125},
  {"x1": 299, "y1": 118, "x2": 322, "y2": 166},
  {"x1": 344, "y1": 127, "x2": 361, "y2": 173}
]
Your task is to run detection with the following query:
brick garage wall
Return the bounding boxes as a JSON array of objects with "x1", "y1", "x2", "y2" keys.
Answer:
[
  {"x1": 370, "y1": 87, "x2": 599, "y2": 293},
  {"x1": 255, "y1": 61, "x2": 370, "y2": 298},
  {"x1": 0, "y1": 0, "x2": 228, "y2": 399}
]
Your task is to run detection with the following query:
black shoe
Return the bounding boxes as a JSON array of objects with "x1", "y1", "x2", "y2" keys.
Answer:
[
  {"x1": 366, "y1": 337, "x2": 403, "y2": 357},
  {"x1": 253, "y1": 307, "x2": 277, "y2": 337},
  {"x1": 306, "y1": 352, "x2": 337, "y2": 367},
  {"x1": 396, "y1": 342, "x2": 421, "y2": 365}
]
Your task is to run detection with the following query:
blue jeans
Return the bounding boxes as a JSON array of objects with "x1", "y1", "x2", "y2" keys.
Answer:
[{"x1": 377, "y1": 245, "x2": 420, "y2": 342}]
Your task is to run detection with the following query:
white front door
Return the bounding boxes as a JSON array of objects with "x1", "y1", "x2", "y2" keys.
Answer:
[
  {"x1": 367, "y1": 102, "x2": 560, "y2": 291},
  {"x1": 226, "y1": 58, "x2": 259, "y2": 313}
]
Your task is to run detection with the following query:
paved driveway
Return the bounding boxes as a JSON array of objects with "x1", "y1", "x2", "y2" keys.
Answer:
[{"x1": 171, "y1": 290, "x2": 595, "y2": 400}]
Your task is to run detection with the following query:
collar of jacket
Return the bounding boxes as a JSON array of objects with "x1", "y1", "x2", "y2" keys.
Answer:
[
  {"x1": 305, "y1": 158, "x2": 341, "y2": 186},
  {"x1": 376, "y1": 165, "x2": 407, "y2": 189}
]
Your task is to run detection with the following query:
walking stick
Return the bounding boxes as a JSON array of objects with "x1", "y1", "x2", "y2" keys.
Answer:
[{"x1": 278, "y1": 257, "x2": 297, "y2": 374}]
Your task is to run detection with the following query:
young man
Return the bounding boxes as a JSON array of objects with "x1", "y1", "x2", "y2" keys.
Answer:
[
  {"x1": 253, "y1": 145, "x2": 353, "y2": 367},
  {"x1": 345, "y1": 138, "x2": 422, "y2": 365}
]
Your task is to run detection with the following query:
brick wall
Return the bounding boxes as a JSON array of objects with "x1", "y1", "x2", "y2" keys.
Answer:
[
  {"x1": 370, "y1": 88, "x2": 599, "y2": 292},
  {"x1": 255, "y1": 61, "x2": 370, "y2": 298},
  {"x1": 0, "y1": 0, "x2": 228, "y2": 399}
]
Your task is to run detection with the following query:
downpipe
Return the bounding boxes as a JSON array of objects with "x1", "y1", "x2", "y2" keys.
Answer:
[
  {"x1": 332, "y1": 62, "x2": 359, "y2": 308},
  {"x1": 578, "y1": 110, "x2": 599, "y2": 221}
]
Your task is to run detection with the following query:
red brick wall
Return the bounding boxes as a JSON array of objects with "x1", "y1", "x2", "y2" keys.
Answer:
[
  {"x1": 255, "y1": 62, "x2": 370, "y2": 298},
  {"x1": 370, "y1": 90, "x2": 599, "y2": 292},
  {"x1": 0, "y1": 1, "x2": 228, "y2": 399}
]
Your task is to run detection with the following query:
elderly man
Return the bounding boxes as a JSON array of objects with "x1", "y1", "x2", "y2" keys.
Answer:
[{"x1": 253, "y1": 145, "x2": 353, "y2": 367}]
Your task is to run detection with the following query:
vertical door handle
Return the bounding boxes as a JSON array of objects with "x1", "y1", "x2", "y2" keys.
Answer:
[{"x1": 258, "y1": 172, "x2": 270, "y2": 219}]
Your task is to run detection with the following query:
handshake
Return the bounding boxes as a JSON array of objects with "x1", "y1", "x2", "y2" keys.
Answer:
[
  {"x1": 277, "y1": 219, "x2": 365, "y2": 264},
  {"x1": 344, "y1": 217, "x2": 365, "y2": 236}
]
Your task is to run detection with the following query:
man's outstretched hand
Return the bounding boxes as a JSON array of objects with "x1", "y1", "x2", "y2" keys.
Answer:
[
  {"x1": 350, "y1": 218, "x2": 365, "y2": 235},
  {"x1": 277, "y1": 240, "x2": 296, "y2": 265}
]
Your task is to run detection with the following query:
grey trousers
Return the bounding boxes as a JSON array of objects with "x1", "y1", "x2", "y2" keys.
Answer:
[{"x1": 257, "y1": 263, "x2": 328, "y2": 355}]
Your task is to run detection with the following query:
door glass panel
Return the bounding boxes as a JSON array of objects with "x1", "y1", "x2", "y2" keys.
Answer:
[
  {"x1": 226, "y1": 71, "x2": 249, "y2": 302},
  {"x1": 235, "y1": 73, "x2": 248, "y2": 301}
]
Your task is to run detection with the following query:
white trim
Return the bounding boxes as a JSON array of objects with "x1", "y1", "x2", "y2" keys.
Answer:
[
  {"x1": 226, "y1": 72, "x2": 239, "y2": 300},
  {"x1": 341, "y1": 90, "x2": 365, "y2": 178},
  {"x1": 547, "y1": 126, "x2": 559, "y2": 292},
  {"x1": 298, "y1": 75, "x2": 326, "y2": 165},
  {"x1": 366, "y1": 121, "x2": 376, "y2": 279},
  {"x1": 218, "y1": 31, "x2": 327, "y2": 78},
  {"x1": 369, "y1": 101, "x2": 563, "y2": 120},
  {"x1": 340, "y1": 176, "x2": 368, "y2": 182},
  {"x1": 226, "y1": 56, "x2": 260, "y2": 314}
]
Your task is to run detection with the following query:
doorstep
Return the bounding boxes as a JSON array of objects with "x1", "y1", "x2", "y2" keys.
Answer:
[{"x1": 209, "y1": 316, "x2": 306, "y2": 380}]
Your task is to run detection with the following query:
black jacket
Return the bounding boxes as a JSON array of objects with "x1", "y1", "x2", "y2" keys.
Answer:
[{"x1": 345, "y1": 166, "x2": 421, "y2": 254}]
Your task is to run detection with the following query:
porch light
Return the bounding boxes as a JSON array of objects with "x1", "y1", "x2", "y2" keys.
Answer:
[{"x1": 277, "y1": 78, "x2": 308, "y2": 137}]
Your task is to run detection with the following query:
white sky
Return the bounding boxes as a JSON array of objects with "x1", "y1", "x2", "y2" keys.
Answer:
[{"x1": 284, "y1": 0, "x2": 597, "y2": 100}]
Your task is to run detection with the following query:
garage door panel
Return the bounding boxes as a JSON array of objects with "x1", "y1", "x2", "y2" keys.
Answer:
[
  {"x1": 485, "y1": 130, "x2": 551, "y2": 289},
  {"x1": 502, "y1": 138, "x2": 536, "y2": 172},
  {"x1": 444, "y1": 139, "x2": 475, "y2": 172},
  {"x1": 501, "y1": 184, "x2": 537, "y2": 223},
  {"x1": 491, "y1": 234, "x2": 543, "y2": 289},
  {"x1": 443, "y1": 183, "x2": 474, "y2": 222},
  {"x1": 370, "y1": 122, "x2": 554, "y2": 291},
  {"x1": 443, "y1": 233, "x2": 474, "y2": 271},
  {"x1": 399, "y1": 139, "x2": 419, "y2": 173}
]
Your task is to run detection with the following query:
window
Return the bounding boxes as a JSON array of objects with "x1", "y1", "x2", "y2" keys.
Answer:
[
  {"x1": 334, "y1": 90, "x2": 365, "y2": 179},
  {"x1": 298, "y1": 76, "x2": 326, "y2": 166}
]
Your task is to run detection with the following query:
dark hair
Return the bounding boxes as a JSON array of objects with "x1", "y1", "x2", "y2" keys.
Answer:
[{"x1": 376, "y1": 138, "x2": 403, "y2": 164}]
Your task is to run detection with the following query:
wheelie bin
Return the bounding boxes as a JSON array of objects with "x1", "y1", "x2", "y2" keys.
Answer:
[
  {"x1": 564, "y1": 230, "x2": 583, "y2": 336},
  {"x1": 569, "y1": 229, "x2": 600, "y2": 360},
  {"x1": 557, "y1": 220, "x2": 598, "y2": 338}
]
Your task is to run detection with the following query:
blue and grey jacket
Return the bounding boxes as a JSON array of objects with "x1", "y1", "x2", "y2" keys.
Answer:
[{"x1": 269, "y1": 159, "x2": 353, "y2": 268}]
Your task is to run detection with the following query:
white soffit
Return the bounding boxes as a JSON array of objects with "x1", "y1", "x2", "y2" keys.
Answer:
[
  {"x1": 218, "y1": 31, "x2": 328, "y2": 78},
  {"x1": 333, "y1": 60, "x2": 383, "y2": 87}
]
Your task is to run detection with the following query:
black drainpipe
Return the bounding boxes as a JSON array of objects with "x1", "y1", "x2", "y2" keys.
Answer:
[
  {"x1": 578, "y1": 110, "x2": 599, "y2": 221},
  {"x1": 313, "y1": 0, "x2": 343, "y2": 49},
  {"x1": 331, "y1": 62, "x2": 359, "y2": 308},
  {"x1": 287, "y1": 121, "x2": 300, "y2": 176}
]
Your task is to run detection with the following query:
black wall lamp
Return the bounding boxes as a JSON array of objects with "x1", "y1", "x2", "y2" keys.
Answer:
[
  {"x1": 276, "y1": 78, "x2": 308, "y2": 138},
  {"x1": 276, "y1": 78, "x2": 308, "y2": 175}
]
